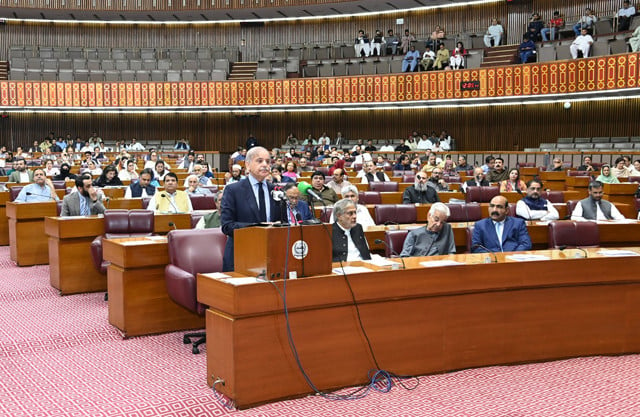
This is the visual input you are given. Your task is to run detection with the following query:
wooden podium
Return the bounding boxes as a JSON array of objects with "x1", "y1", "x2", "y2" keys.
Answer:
[
  {"x1": 7, "y1": 201, "x2": 58, "y2": 266},
  {"x1": 234, "y1": 225, "x2": 332, "y2": 279},
  {"x1": 603, "y1": 182, "x2": 638, "y2": 208}
]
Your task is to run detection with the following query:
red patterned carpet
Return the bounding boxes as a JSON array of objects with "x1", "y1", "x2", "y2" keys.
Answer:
[{"x1": 1, "y1": 245, "x2": 640, "y2": 416}]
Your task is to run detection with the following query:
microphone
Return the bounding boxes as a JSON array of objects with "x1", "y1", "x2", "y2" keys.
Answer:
[
  {"x1": 104, "y1": 196, "x2": 111, "y2": 209},
  {"x1": 271, "y1": 186, "x2": 285, "y2": 202},
  {"x1": 25, "y1": 191, "x2": 56, "y2": 201},
  {"x1": 160, "y1": 193, "x2": 180, "y2": 213},
  {"x1": 298, "y1": 181, "x2": 322, "y2": 203},
  {"x1": 384, "y1": 220, "x2": 400, "y2": 230},
  {"x1": 374, "y1": 238, "x2": 406, "y2": 269},
  {"x1": 558, "y1": 245, "x2": 588, "y2": 258},
  {"x1": 471, "y1": 244, "x2": 498, "y2": 263},
  {"x1": 168, "y1": 221, "x2": 177, "y2": 230}
]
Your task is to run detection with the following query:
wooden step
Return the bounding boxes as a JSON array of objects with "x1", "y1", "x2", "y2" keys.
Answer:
[{"x1": 229, "y1": 61, "x2": 258, "y2": 80}]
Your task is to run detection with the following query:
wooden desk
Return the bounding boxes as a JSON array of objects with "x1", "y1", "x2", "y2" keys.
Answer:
[
  {"x1": 103, "y1": 236, "x2": 204, "y2": 338},
  {"x1": 0, "y1": 191, "x2": 10, "y2": 245},
  {"x1": 45, "y1": 216, "x2": 106, "y2": 295},
  {"x1": 565, "y1": 176, "x2": 591, "y2": 199},
  {"x1": 7, "y1": 201, "x2": 58, "y2": 266},
  {"x1": 603, "y1": 183, "x2": 638, "y2": 208},
  {"x1": 539, "y1": 171, "x2": 567, "y2": 190},
  {"x1": 364, "y1": 220, "x2": 640, "y2": 252},
  {"x1": 197, "y1": 248, "x2": 640, "y2": 408},
  {"x1": 45, "y1": 213, "x2": 194, "y2": 294}
]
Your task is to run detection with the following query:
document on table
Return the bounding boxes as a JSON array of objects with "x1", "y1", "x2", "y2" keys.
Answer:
[
  {"x1": 505, "y1": 254, "x2": 551, "y2": 262},
  {"x1": 419, "y1": 260, "x2": 465, "y2": 267},
  {"x1": 362, "y1": 255, "x2": 401, "y2": 267},
  {"x1": 596, "y1": 249, "x2": 640, "y2": 257},
  {"x1": 332, "y1": 266, "x2": 375, "y2": 275}
]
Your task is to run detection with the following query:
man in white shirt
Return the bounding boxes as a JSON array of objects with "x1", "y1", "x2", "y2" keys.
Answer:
[
  {"x1": 484, "y1": 18, "x2": 504, "y2": 47},
  {"x1": 329, "y1": 185, "x2": 375, "y2": 228},
  {"x1": 570, "y1": 28, "x2": 594, "y2": 59},
  {"x1": 516, "y1": 180, "x2": 560, "y2": 222},
  {"x1": 571, "y1": 181, "x2": 626, "y2": 221},
  {"x1": 360, "y1": 160, "x2": 390, "y2": 184},
  {"x1": 421, "y1": 46, "x2": 436, "y2": 71}
]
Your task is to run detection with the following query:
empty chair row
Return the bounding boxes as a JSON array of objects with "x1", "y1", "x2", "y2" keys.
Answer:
[
  {"x1": 9, "y1": 46, "x2": 239, "y2": 62},
  {"x1": 10, "y1": 69, "x2": 227, "y2": 82},
  {"x1": 11, "y1": 57, "x2": 230, "y2": 73},
  {"x1": 556, "y1": 137, "x2": 637, "y2": 143}
]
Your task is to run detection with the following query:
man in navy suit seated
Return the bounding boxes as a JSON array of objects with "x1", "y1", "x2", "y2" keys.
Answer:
[
  {"x1": 280, "y1": 183, "x2": 313, "y2": 224},
  {"x1": 221, "y1": 146, "x2": 279, "y2": 271},
  {"x1": 472, "y1": 195, "x2": 531, "y2": 253}
]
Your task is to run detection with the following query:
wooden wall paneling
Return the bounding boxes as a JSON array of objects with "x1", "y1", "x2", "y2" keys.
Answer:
[{"x1": 2, "y1": 98, "x2": 637, "y2": 152}]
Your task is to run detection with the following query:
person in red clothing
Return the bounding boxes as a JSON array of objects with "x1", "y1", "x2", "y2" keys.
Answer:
[{"x1": 541, "y1": 11, "x2": 565, "y2": 42}]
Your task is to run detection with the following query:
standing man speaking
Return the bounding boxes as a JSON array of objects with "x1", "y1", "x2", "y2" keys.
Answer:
[{"x1": 221, "y1": 146, "x2": 279, "y2": 271}]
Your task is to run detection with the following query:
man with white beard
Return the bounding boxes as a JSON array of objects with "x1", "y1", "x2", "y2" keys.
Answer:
[{"x1": 402, "y1": 171, "x2": 440, "y2": 204}]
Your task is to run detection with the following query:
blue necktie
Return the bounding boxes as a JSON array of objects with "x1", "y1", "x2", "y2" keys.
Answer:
[{"x1": 495, "y1": 222, "x2": 503, "y2": 251}]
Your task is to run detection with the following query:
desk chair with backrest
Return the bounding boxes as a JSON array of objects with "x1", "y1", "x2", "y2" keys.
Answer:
[
  {"x1": 165, "y1": 228, "x2": 227, "y2": 354},
  {"x1": 548, "y1": 220, "x2": 599, "y2": 249}
]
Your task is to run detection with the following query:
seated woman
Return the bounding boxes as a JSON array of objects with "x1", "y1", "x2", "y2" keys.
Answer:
[
  {"x1": 93, "y1": 165, "x2": 123, "y2": 187},
  {"x1": 283, "y1": 161, "x2": 299, "y2": 181},
  {"x1": 118, "y1": 159, "x2": 139, "y2": 181},
  {"x1": 500, "y1": 169, "x2": 527, "y2": 193},
  {"x1": 611, "y1": 157, "x2": 632, "y2": 178},
  {"x1": 596, "y1": 164, "x2": 620, "y2": 184},
  {"x1": 449, "y1": 42, "x2": 467, "y2": 70},
  {"x1": 43, "y1": 159, "x2": 59, "y2": 177},
  {"x1": 87, "y1": 159, "x2": 103, "y2": 176}
]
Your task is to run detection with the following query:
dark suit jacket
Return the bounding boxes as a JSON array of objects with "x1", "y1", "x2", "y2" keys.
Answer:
[
  {"x1": 471, "y1": 216, "x2": 532, "y2": 253},
  {"x1": 280, "y1": 200, "x2": 313, "y2": 223},
  {"x1": 332, "y1": 222, "x2": 371, "y2": 262},
  {"x1": 220, "y1": 177, "x2": 279, "y2": 271}
]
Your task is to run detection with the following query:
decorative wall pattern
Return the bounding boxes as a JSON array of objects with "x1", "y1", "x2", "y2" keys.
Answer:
[{"x1": 0, "y1": 54, "x2": 637, "y2": 109}]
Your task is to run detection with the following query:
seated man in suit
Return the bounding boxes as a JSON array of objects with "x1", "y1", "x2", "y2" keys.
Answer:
[
  {"x1": 516, "y1": 179, "x2": 560, "y2": 221},
  {"x1": 124, "y1": 168, "x2": 156, "y2": 199},
  {"x1": 8, "y1": 158, "x2": 34, "y2": 183},
  {"x1": 472, "y1": 195, "x2": 531, "y2": 253},
  {"x1": 332, "y1": 198, "x2": 371, "y2": 262},
  {"x1": 400, "y1": 202, "x2": 456, "y2": 257},
  {"x1": 61, "y1": 174, "x2": 106, "y2": 216},
  {"x1": 221, "y1": 146, "x2": 280, "y2": 271},
  {"x1": 146, "y1": 172, "x2": 192, "y2": 213},
  {"x1": 195, "y1": 190, "x2": 224, "y2": 229},
  {"x1": 462, "y1": 167, "x2": 490, "y2": 192},
  {"x1": 402, "y1": 172, "x2": 440, "y2": 204},
  {"x1": 14, "y1": 168, "x2": 60, "y2": 202},
  {"x1": 280, "y1": 183, "x2": 313, "y2": 224},
  {"x1": 570, "y1": 180, "x2": 626, "y2": 221}
]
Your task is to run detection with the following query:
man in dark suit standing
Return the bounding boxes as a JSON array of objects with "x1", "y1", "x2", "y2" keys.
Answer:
[
  {"x1": 221, "y1": 146, "x2": 278, "y2": 271},
  {"x1": 332, "y1": 198, "x2": 371, "y2": 262},
  {"x1": 472, "y1": 195, "x2": 531, "y2": 253}
]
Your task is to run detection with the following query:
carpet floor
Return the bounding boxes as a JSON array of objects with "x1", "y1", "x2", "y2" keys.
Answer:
[{"x1": 1, "y1": 246, "x2": 639, "y2": 416}]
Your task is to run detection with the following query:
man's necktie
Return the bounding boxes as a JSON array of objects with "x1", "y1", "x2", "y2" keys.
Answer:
[
  {"x1": 257, "y1": 182, "x2": 267, "y2": 222},
  {"x1": 80, "y1": 196, "x2": 90, "y2": 216},
  {"x1": 495, "y1": 222, "x2": 503, "y2": 251}
]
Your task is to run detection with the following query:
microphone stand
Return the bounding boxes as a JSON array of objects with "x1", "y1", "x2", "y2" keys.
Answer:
[
  {"x1": 160, "y1": 193, "x2": 180, "y2": 213},
  {"x1": 472, "y1": 244, "x2": 498, "y2": 263},
  {"x1": 374, "y1": 238, "x2": 406, "y2": 269}
]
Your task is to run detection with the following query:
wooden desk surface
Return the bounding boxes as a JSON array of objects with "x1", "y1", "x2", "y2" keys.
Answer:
[
  {"x1": 197, "y1": 247, "x2": 640, "y2": 408},
  {"x1": 7, "y1": 201, "x2": 59, "y2": 266}
]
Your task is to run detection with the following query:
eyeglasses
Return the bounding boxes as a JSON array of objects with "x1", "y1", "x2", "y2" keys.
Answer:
[{"x1": 416, "y1": 175, "x2": 426, "y2": 180}]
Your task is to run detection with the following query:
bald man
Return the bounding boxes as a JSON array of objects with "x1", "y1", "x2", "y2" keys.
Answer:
[{"x1": 471, "y1": 195, "x2": 531, "y2": 253}]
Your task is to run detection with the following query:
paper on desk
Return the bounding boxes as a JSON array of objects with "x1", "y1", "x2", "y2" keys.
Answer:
[
  {"x1": 596, "y1": 219, "x2": 639, "y2": 224},
  {"x1": 505, "y1": 254, "x2": 551, "y2": 262},
  {"x1": 203, "y1": 272, "x2": 232, "y2": 279},
  {"x1": 596, "y1": 249, "x2": 640, "y2": 257},
  {"x1": 332, "y1": 266, "x2": 375, "y2": 275},
  {"x1": 419, "y1": 260, "x2": 464, "y2": 267},
  {"x1": 362, "y1": 255, "x2": 401, "y2": 267},
  {"x1": 145, "y1": 236, "x2": 167, "y2": 241},
  {"x1": 219, "y1": 277, "x2": 262, "y2": 285}
]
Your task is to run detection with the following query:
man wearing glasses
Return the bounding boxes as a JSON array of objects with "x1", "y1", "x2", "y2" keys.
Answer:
[
  {"x1": 472, "y1": 195, "x2": 531, "y2": 253},
  {"x1": 402, "y1": 172, "x2": 440, "y2": 204}
]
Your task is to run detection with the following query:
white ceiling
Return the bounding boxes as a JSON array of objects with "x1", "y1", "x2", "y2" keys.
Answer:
[{"x1": 1, "y1": 0, "x2": 478, "y2": 22}]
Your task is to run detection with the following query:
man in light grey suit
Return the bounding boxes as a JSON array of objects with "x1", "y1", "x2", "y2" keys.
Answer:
[
  {"x1": 8, "y1": 158, "x2": 34, "y2": 183},
  {"x1": 61, "y1": 174, "x2": 105, "y2": 216}
]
